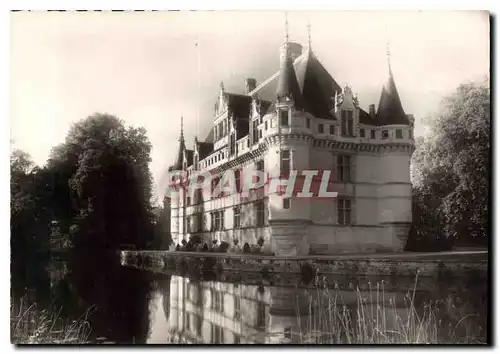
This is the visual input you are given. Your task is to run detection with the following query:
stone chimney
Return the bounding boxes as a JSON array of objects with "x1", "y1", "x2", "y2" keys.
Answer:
[
  {"x1": 245, "y1": 78, "x2": 257, "y2": 93},
  {"x1": 369, "y1": 104, "x2": 376, "y2": 117}
]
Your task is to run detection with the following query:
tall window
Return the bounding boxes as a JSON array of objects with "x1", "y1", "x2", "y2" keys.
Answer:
[
  {"x1": 396, "y1": 129, "x2": 403, "y2": 139},
  {"x1": 338, "y1": 198, "x2": 351, "y2": 225},
  {"x1": 194, "y1": 188, "x2": 202, "y2": 205},
  {"x1": 252, "y1": 119, "x2": 259, "y2": 144},
  {"x1": 306, "y1": 118, "x2": 311, "y2": 129},
  {"x1": 283, "y1": 198, "x2": 290, "y2": 209},
  {"x1": 218, "y1": 122, "x2": 223, "y2": 139},
  {"x1": 196, "y1": 212, "x2": 202, "y2": 232},
  {"x1": 257, "y1": 301, "x2": 266, "y2": 327},
  {"x1": 280, "y1": 150, "x2": 290, "y2": 176},
  {"x1": 186, "y1": 216, "x2": 191, "y2": 233},
  {"x1": 230, "y1": 133, "x2": 236, "y2": 155},
  {"x1": 210, "y1": 212, "x2": 215, "y2": 231},
  {"x1": 234, "y1": 169, "x2": 241, "y2": 193},
  {"x1": 341, "y1": 110, "x2": 354, "y2": 136},
  {"x1": 265, "y1": 120, "x2": 268, "y2": 131},
  {"x1": 337, "y1": 155, "x2": 351, "y2": 182},
  {"x1": 219, "y1": 210, "x2": 225, "y2": 230},
  {"x1": 370, "y1": 129, "x2": 376, "y2": 139},
  {"x1": 234, "y1": 295, "x2": 241, "y2": 320},
  {"x1": 318, "y1": 124, "x2": 324, "y2": 134},
  {"x1": 360, "y1": 128, "x2": 365, "y2": 138},
  {"x1": 409, "y1": 129, "x2": 413, "y2": 139},
  {"x1": 280, "y1": 110, "x2": 289, "y2": 127},
  {"x1": 211, "y1": 176, "x2": 220, "y2": 199},
  {"x1": 256, "y1": 201, "x2": 265, "y2": 227},
  {"x1": 382, "y1": 130, "x2": 389, "y2": 140},
  {"x1": 256, "y1": 159, "x2": 264, "y2": 172},
  {"x1": 233, "y1": 206, "x2": 241, "y2": 229},
  {"x1": 330, "y1": 124, "x2": 335, "y2": 135},
  {"x1": 186, "y1": 196, "x2": 191, "y2": 206}
]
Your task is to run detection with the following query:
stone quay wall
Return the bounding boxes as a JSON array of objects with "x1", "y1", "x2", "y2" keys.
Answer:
[{"x1": 120, "y1": 250, "x2": 487, "y2": 278}]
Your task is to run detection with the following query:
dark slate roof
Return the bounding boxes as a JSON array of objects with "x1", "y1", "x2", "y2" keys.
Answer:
[
  {"x1": 186, "y1": 149, "x2": 194, "y2": 166},
  {"x1": 359, "y1": 108, "x2": 376, "y2": 125},
  {"x1": 172, "y1": 138, "x2": 185, "y2": 171},
  {"x1": 295, "y1": 50, "x2": 341, "y2": 119},
  {"x1": 197, "y1": 141, "x2": 214, "y2": 160},
  {"x1": 276, "y1": 50, "x2": 305, "y2": 109},
  {"x1": 258, "y1": 100, "x2": 272, "y2": 116},
  {"x1": 226, "y1": 93, "x2": 252, "y2": 119},
  {"x1": 256, "y1": 49, "x2": 341, "y2": 120},
  {"x1": 235, "y1": 119, "x2": 249, "y2": 139},
  {"x1": 375, "y1": 73, "x2": 409, "y2": 126}
]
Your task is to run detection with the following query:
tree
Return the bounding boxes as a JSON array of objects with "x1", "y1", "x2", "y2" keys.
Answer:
[
  {"x1": 409, "y1": 77, "x2": 490, "y2": 249},
  {"x1": 10, "y1": 150, "x2": 52, "y2": 255},
  {"x1": 47, "y1": 113, "x2": 154, "y2": 251}
]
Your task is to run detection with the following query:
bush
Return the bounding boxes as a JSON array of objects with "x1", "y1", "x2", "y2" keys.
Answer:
[
  {"x1": 190, "y1": 234, "x2": 203, "y2": 246},
  {"x1": 186, "y1": 241, "x2": 195, "y2": 251},
  {"x1": 219, "y1": 241, "x2": 229, "y2": 253},
  {"x1": 233, "y1": 238, "x2": 239, "y2": 246},
  {"x1": 257, "y1": 237, "x2": 265, "y2": 247},
  {"x1": 243, "y1": 243, "x2": 251, "y2": 254},
  {"x1": 181, "y1": 239, "x2": 187, "y2": 246}
]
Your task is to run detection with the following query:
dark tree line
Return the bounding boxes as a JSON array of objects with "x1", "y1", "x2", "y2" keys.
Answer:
[
  {"x1": 406, "y1": 77, "x2": 490, "y2": 251},
  {"x1": 11, "y1": 113, "x2": 172, "y2": 257}
]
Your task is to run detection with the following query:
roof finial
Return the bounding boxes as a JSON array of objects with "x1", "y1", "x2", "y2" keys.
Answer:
[
  {"x1": 307, "y1": 20, "x2": 312, "y2": 50},
  {"x1": 386, "y1": 39, "x2": 392, "y2": 76},
  {"x1": 285, "y1": 11, "x2": 289, "y2": 43}
]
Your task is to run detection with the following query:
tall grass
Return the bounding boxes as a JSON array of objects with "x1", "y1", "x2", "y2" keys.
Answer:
[
  {"x1": 11, "y1": 298, "x2": 93, "y2": 344},
  {"x1": 294, "y1": 273, "x2": 485, "y2": 344}
]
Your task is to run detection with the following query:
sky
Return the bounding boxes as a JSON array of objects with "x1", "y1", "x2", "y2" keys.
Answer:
[{"x1": 10, "y1": 11, "x2": 489, "y2": 200}]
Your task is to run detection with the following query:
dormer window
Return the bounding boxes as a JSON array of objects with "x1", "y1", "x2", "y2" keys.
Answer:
[
  {"x1": 318, "y1": 124, "x2": 324, "y2": 134},
  {"x1": 382, "y1": 130, "x2": 389, "y2": 140},
  {"x1": 280, "y1": 110, "x2": 289, "y2": 127},
  {"x1": 341, "y1": 110, "x2": 354, "y2": 136},
  {"x1": 306, "y1": 118, "x2": 311, "y2": 129},
  {"x1": 396, "y1": 129, "x2": 403, "y2": 139}
]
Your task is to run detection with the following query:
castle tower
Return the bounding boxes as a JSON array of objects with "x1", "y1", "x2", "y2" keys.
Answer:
[
  {"x1": 374, "y1": 48, "x2": 413, "y2": 251},
  {"x1": 266, "y1": 18, "x2": 312, "y2": 256}
]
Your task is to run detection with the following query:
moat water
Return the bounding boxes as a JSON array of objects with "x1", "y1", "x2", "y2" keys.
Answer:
[{"x1": 11, "y1": 253, "x2": 489, "y2": 344}]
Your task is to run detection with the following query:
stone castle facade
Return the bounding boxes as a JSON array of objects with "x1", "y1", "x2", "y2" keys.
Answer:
[{"x1": 167, "y1": 35, "x2": 415, "y2": 256}]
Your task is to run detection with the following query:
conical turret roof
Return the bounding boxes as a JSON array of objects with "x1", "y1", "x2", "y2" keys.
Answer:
[
  {"x1": 375, "y1": 68, "x2": 409, "y2": 126},
  {"x1": 276, "y1": 43, "x2": 305, "y2": 109}
]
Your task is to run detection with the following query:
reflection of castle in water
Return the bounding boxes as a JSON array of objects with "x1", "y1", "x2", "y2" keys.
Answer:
[{"x1": 147, "y1": 275, "x2": 410, "y2": 344}]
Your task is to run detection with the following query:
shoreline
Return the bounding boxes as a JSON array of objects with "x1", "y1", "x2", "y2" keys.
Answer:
[{"x1": 120, "y1": 250, "x2": 488, "y2": 277}]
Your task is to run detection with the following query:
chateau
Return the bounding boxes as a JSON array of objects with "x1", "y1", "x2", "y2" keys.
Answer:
[{"x1": 167, "y1": 32, "x2": 415, "y2": 256}]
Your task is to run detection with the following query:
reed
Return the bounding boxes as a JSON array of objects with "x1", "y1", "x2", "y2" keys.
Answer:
[
  {"x1": 293, "y1": 273, "x2": 485, "y2": 344},
  {"x1": 11, "y1": 298, "x2": 93, "y2": 344}
]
